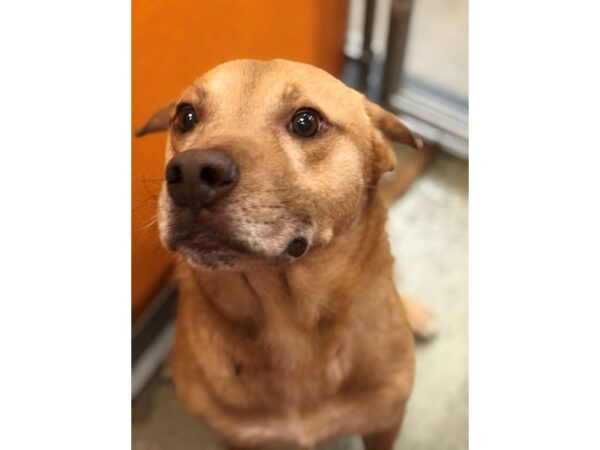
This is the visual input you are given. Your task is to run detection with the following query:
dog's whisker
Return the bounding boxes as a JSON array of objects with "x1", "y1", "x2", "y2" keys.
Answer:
[
  {"x1": 138, "y1": 174, "x2": 162, "y2": 200},
  {"x1": 132, "y1": 198, "x2": 160, "y2": 213},
  {"x1": 134, "y1": 177, "x2": 164, "y2": 182},
  {"x1": 140, "y1": 216, "x2": 159, "y2": 230}
]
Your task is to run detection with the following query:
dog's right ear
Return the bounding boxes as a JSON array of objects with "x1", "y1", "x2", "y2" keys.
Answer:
[
  {"x1": 363, "y1": 98, "x2": 421, "y2": 149},
  {"x1": 135, "y1": 101, "x2": 176, "y2": 137}
]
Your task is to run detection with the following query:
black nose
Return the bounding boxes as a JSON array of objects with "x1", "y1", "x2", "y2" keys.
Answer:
[{"x1": 165, "y1": 149, "x2": 239, "y2": 208}]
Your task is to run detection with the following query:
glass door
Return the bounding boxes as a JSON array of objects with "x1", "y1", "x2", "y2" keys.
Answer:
[{"x1": 345, "y1": 0, "x2": 469, "y2": 158}]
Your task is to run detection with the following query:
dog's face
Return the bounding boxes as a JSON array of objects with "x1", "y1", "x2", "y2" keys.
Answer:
[{"x1": 138, "y1": 59, "x2": 417, "y2": 269}]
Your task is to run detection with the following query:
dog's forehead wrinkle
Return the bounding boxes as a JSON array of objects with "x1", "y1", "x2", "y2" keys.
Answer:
[
  {"x1": 184, "y1": 83, "x2": 208, "y2": 100},
  {"x1": 280, "y1": 83, "x2": 303, "y2": 105},
  {"x1": 176, "y1": 84, "x2": 209, "y2": 115}
]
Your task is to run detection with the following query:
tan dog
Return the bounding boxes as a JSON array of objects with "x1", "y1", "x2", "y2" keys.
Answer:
[{"x1": 137, "y1": 59, "x2": 434, "y2": 450}]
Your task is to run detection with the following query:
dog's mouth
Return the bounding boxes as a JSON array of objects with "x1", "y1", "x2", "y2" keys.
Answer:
[
  {"x1": 166, "y1": 228, "x2": 249, "y2": 269},
  {"x1": 167, "y1": 222, "x2": 250, "y2": 253}
]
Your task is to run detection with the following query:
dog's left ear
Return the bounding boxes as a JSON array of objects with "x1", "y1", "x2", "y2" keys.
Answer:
[
  {"x1": 135, "y1": 101, "x2": 176, "y2": 137},
  {"x1": 364, "y1": 97, "x2": 422, "y2": 173}
]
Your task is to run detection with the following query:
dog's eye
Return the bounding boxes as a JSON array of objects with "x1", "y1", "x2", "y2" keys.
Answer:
[
  {"x1": 290, "y1": 109, "x2": 320, "y2": 137},
  {"x1": 177, "y1": 104, "x2": 198, "y2": 132}
]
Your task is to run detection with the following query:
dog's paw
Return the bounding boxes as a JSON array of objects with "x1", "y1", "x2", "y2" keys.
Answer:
[
  {"x1": 411, "y1": 313, "x2": 439, "y2": 341},
  {"x1": 401, "y1": 294, "x2": 438, "y2": 341}
]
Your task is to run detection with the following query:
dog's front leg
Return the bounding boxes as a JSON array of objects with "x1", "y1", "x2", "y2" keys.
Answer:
[{"x1": 361, "y1": 407, "x2": 405, "y2": 450}]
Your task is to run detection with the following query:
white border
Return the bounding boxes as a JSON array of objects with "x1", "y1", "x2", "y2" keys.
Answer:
[
  {"x1": 0, "y1": 1, "x2": 131, "y2": 449},
  {"x1": 1, "y1": 1, "x2": 600, "y2": 449},
  {"x1": 470, "y1": 1, "x2": 600, "y2": 449}
]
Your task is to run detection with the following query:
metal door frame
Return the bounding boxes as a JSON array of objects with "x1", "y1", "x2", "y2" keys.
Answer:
[{"x1": 350, "y1": 0, "x2": 469, "y2": 158}]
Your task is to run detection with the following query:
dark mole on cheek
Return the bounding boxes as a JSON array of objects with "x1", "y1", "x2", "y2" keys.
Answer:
[{"x1": 233, "y1": 359, "x2": 243, "y2": 376}]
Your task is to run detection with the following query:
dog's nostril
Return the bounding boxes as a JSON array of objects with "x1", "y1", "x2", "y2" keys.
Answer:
[
  {"x1": 166, "y1": 165, "x2": 183, "y2": 184},
  {"x1": 200, "y1": 166, "x2": 223, "y2": 186}
]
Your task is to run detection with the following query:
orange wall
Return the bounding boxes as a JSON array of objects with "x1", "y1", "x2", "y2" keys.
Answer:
[{"x1": 132, "y1": 0, "x2": 348, "y2": 320}]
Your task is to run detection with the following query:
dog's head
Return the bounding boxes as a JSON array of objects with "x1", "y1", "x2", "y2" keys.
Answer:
[{"x1": 137, "y1": 59, "x2": 418, "y2": 269}]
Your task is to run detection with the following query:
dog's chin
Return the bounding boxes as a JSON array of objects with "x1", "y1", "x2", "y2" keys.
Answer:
[
  {"x1": 179, "y1": 246, "x2": 254, "y2": 270},
  {"x1": 167, "y1": 231, "x2": 308, "y2": 271},
  {"x1": 166, "y1": 232, "x2": 249, "y2": 270}
]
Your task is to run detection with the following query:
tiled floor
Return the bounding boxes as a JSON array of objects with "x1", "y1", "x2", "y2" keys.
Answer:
[{"x1": 132, "y1": 146, "x2": 469, "y2": 450}]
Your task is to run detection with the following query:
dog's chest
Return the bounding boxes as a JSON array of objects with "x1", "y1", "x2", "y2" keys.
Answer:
[
  {"x1": 173, "y1": 326, "x2": 354, "y2": 448},
  {"x1": 175, "y1": 310, "x2": 353, "y2": 403},
  {"x1": 223, "y1": 326, "x2": 350, "y2": 408}
]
